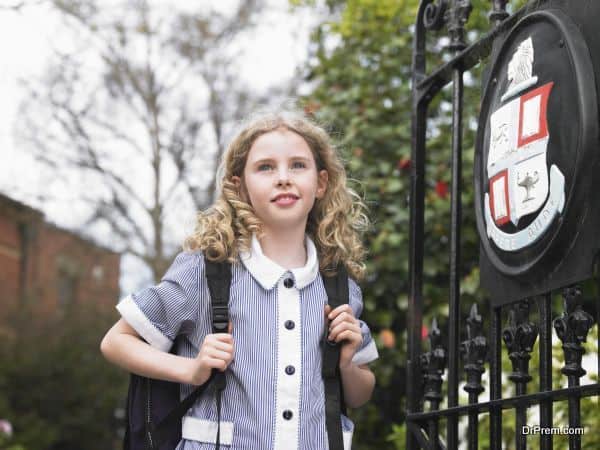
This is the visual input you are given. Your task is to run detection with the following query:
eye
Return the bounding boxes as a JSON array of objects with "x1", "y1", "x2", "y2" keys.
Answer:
[
  {"x1": 291, "y1": 161, "x2": 307, "y2": 169},
  {"x1": 257, "y1": 163, "x2": 273, "y2": 171}
]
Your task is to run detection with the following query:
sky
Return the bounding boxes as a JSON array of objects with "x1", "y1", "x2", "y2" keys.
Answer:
[{"x1": 0, "y1": 0, "x2": 322, "y2": 292}]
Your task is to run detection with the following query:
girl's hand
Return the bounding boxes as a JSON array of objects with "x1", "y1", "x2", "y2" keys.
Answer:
[
  {"x1": 325, "y1": 304, "x2": 363, "y2": 369},
  {"x1": 188, "y1": 331, "x2": 234, "y2": 386}
]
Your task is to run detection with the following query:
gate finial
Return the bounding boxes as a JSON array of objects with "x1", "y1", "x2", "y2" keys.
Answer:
[
  {"x1": 554, "y1": 285, "x2": 595, "y2": 378},
  {"x1": 489, "y1": 0, "x2": 509, "y2": 25},
  {"x1": 502, "y1": 300, "x2": 538, "y2": 385},
  {"x1": 421, "y1": 317, "x2": 447, "y2": 409},
  {"x1": 446, "y1": 0, "x2": 473, "y2": 52},
  {"x1": 461, "y1": 304, "x2": 487, "y2": 396}
]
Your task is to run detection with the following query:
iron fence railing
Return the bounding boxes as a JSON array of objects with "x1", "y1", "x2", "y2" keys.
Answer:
[{"x1": 406, "y1": 1, "x2": 600, "y2": 449}]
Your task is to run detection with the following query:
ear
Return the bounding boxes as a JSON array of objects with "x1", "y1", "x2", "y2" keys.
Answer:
[
  {"x1": 231, "y1": 175, "x2": 249, "y2": 203},
  {"x1": 316, "y1": 170, "x2": 328, "y2": 199}
]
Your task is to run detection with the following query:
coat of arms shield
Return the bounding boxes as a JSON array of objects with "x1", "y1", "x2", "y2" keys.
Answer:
[{"x1": 483, "y1": 37, "x2": 565, "y2": 251}]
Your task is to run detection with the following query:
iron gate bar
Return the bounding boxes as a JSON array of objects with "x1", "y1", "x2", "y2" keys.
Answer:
[
  {"x1": 407, "y1": 0, "x2": 430, "y2": 448},
  {"x1": 489, "y1": 305, "x2": 502, "y2": 450},
  {"x1": 421, "y1": 317, "x2": 446, "y2": 450},
  {"x1": 446, "y1": 63, "x2": 464, "y2": 450},
  {"x1": 554, "y1": 286, "x2": 595, "y2": 450},
  {"x1": 407, "y1": 382, "x2": 600, "y2": 421},
  {"x1": 539, "y1": 294, "x2": 553, "y2": 450},
  {"x1": 461, "y1": 304, "x2": 487, "y2": 450},
  {"x1": 446, "y1": 2, "x2": 472, "y2": 445},
  {"x1": 504, "y1": 300, "x2": 538, "y2": 450}
]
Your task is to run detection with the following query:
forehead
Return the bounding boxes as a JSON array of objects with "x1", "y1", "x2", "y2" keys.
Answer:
[{"x1": 246, "y1": 129, "x2": 314, "y2": 162}]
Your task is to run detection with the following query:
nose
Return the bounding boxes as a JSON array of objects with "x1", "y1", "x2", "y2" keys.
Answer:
[{"x1": 276, "y1": 167, "x2": 291, "y2": 186}]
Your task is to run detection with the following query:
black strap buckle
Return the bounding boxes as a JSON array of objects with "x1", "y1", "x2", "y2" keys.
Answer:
[{"x1": 212, "y1": 304, "x2": 229, "y2": 332}]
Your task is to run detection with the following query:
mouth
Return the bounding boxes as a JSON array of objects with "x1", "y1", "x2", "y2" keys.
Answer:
[
  {"x1": 271, "y1": 193, "x2": 300, "y2": 202},
  {"x1": 271, "y1": 193, "x2": 300, "y2": 206}
]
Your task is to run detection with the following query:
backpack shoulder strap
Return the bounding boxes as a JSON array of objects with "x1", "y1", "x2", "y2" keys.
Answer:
[
  {"x1": 152, "y1": 256, "x2": 231, "y2": 446},
  {"x1": 321, "y1": 265, "x2": 349, "y2": 450},
  {"x1": 205, "y1": 258, "x2": 232, "y2": 333}
]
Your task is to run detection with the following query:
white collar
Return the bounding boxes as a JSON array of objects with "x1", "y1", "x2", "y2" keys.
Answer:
[{"x1": 240, "y1": 234, "x2": 319, "y2": 290}]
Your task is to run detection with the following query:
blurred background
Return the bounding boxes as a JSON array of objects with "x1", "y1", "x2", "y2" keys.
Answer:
[{"x1": 6, "y1": 1, "x2": 595, "y2": 450}]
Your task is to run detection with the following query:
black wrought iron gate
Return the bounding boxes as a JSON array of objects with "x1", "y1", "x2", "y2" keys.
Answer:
[{"x1": 407, "y1": 1, "x2": 600, "y2": 449}]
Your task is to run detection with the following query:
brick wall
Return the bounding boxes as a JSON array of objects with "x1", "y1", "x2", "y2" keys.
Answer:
[
  {"x1": 0, "y1": 215, "x2": 22, "y2": 312},
  {"x1": 0, "y1": 194, "x2": 120, "y2": 318}
]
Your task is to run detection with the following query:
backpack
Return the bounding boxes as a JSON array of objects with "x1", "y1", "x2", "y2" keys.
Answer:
[{"x1": 123, "y1": 258, "x2": 349, "y2": 450}]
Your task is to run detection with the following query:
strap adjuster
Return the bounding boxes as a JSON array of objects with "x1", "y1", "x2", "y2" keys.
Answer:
[{"x1": 212, "y1": 304, "x2": 229, "y2": 332}]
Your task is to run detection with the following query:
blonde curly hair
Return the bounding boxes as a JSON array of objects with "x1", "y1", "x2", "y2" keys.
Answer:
[{"x1": 184, "y1": 110, "x2": 369, "y2": 280}]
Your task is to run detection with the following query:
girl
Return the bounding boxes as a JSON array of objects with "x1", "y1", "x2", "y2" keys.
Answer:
[{"x1": 101, "y1": 110, "x2": 378, "y2": 449}]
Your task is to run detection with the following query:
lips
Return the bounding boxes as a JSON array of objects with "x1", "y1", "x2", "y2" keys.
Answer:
[{"x1": 271, "y1": 193, "x2": 300, "y2": 202}]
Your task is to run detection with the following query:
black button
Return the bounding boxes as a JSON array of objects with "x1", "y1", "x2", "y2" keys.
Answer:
[
  {"x1": 283, "y1": 410, "x2": 293, "y2": 420},
  {"x1": 283, "y1": 278, "x2": 294, "y2": 288},
  {"x1": 284, "y1": 320, "x2": 295, "y2": 330},
  {"x1": 285, "y1": 365, "x2": 295, "y2": 375}
]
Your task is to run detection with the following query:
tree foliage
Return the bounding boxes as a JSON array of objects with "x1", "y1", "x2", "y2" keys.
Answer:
[{"x1": 0, "y1": 302, "x2": 126, "y2": 450}]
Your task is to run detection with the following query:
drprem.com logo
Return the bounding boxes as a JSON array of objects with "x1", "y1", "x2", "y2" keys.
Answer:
[{"x1": 522, "y1": 426, "x2": 585, "y2": 435}]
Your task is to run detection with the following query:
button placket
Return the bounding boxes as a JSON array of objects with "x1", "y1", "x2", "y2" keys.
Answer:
[{"x1": 274, "y1": 273, "x2": 301, "y2": 450}]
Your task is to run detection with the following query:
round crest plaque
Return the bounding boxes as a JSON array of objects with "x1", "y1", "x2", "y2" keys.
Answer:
[{"x1": 474, "y1": 9, "x2": 598, "y2": 277}]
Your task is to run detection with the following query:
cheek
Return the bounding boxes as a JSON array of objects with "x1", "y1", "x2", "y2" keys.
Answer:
[{"x1": 241, "y1": 175, "x2": 266, "y2": 206}]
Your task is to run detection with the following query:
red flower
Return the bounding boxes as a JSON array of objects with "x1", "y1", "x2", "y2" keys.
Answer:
[
  {"x1": 435, "y1": 181, "x2": 448, "y2": 199},
  {"x1": 421, "y1": 324, "x2": 429, "y2": 340},
  {"x1": 397, "y1": 157, "x2": 411, "y2": 171}
]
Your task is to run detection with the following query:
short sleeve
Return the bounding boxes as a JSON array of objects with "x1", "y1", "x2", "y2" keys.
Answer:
[
  {"x1": 116, "y1": 251, "x2": 204, "y2": 352},
  {"x1": 348, "y1": 278, "x2": 379, "y2": 365}
]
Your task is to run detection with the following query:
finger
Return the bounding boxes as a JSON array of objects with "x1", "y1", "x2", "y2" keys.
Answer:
[
  {"x1": 204, "y1": 348, "x2": 233, "y2": 362},
  {"x1": 329, "y1": 322, "x2": 361, "y2": 341},
  {"x1": 329, "y1": 328, "x2": 362, "y2": 341},
  {"x1": 334, "y1": 329, "x2": 363, "y2": 344},
  {"x1": 202, "y1": 357, "x2": 230, "y2": 372},
  {"x1": 210, "y1": 333, "x2": 234, "y2": 344},
  {"x1": 228, "y1": 321, "x2": 233, "y2": 334},
  {"x1": 329, "y1": 311, "x2": 357, "y2": 329},
  {"x1": 324, "y1": 304, "x2": 332, "y2": 317},
  {"x1": 207, "y1": 340, "x2": 234, "y2": 354},
  {"x1": 327, "y1": 304, "x2": 353, "y2": 320}
]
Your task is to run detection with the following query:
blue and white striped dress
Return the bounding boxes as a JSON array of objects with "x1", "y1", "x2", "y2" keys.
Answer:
[{"x1": 117, "y1": 235, "x2": 379, "y2": 450}]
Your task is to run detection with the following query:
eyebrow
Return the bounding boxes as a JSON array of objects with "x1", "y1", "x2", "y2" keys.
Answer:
[{"x1": 250, "y1": 156, "x2": 312, "y2": 165}]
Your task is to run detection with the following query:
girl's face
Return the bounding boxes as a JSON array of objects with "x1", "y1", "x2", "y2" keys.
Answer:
[{"x1": 233, "y1": 128, "x2": 328, "y2": 235}]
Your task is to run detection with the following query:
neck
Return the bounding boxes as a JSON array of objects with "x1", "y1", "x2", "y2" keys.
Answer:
[{"x1": 259, "y1": 226, "x2": 307, "y2": 269}]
